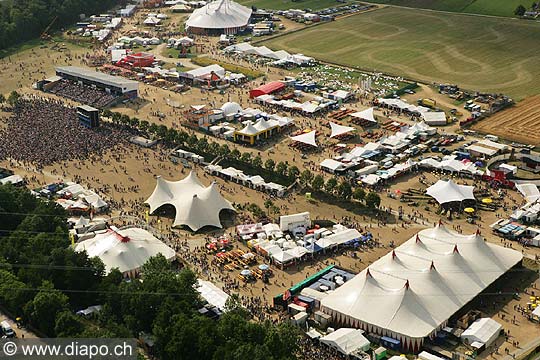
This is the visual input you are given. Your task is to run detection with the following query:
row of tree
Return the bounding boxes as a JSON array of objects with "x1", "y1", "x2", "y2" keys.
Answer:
[
  {"x1": 0, "y1": 0, "x2": 125, "y2": 51},
  {"x1": 0, "y1": 184, "x2": 299, "y2": 359},
  {"x1": 105, "y1": 111, "x2": 382, "y2": 209}
]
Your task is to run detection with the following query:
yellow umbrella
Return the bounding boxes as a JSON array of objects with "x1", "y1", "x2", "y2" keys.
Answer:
[
  {"x1": 482, "y1": 198, "x2": 493, "y2": 204},
  {"x1": 464, "y1": 207, "x2": 475, "y2": 213}
]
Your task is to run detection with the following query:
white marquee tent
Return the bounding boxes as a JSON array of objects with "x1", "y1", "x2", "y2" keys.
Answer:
[
  {"x1": 320, "y1": 328, "x2": 370, "y2": 355},
  {"x1": 426, "y1": 179, "x2": 475, "y2": 205},
  {"x1": 330, "y1": 122, "x2": 356, "y2": 138},
  {"x1": 461, "y1": 318, "x2": 502, "y2": 347},
  {"x1": 320, "y1": 224, "x2": 522, "y2": 352},
  {"x1": 196, "y1": 279, "x2": 230, "y2": 310},
  {"x1": 186, "y1": 0, "x2": 252, "y2": 32},
  {"x1": 75, "y1": 227, "x2": 176, "y2": 277},
  {"x1": 290, "y1": 130, "x2": 318, "y2": 147},
  {"x1": 145, "y1": 172, "x2": 235, "y2": 231}
]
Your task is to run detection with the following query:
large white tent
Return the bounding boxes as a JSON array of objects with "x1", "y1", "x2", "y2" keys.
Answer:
[
  {"x1": 75, "y1": 227, "x2": 176, "y2": 277},
  {"x1": 196, "y1": 279, "x2": 230, "y2": 310},
  {"x1": 320, "y1": 224, "x2": 522, "y2": 352},
  {"x1": 426, "y1": 179, "x2": 475, "y2": 205},
  {"x1": 186, "y1": 0, "x2": 252, "y2": 34},
  {"x1": 320, "y1": 328, "x2": 370, "y2": 355},
  {"x1": 290, "y1": 130, "x2": 318, "y2": 147},
  {"x1": 349, "y1": 108, "x2": 376, "y2": 123},
  {"x1": 145, "y1": 172, "x2": 235, "y2": 231},
  {"x1": 329, "y1": 122, "x2": 355, "y2": 138}
]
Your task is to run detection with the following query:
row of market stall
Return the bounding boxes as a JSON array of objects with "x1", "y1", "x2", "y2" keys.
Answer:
[{"x1": 224, "y1": 42, "x2": 315, "y2": 67}]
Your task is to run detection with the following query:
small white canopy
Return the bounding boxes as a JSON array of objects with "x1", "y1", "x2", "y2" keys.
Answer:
[
  {"x1": 350, "y1": 107, "x2": 376, "y2": 122},
  {"x1": 461, "y1": 318, "x2": 502, "y2": 347},
  {"x1": 320, "y1": 328, "x2": 370, "y2": 355},
  {"x1": 426, "y1": 179, "x2": 475, "y2": 204},
  {"x1": 329, "y1": 122, "x2": 355, "y2": 138},
  {"x1": 76, "y1": 216, "x2": 90, "y2": 227},
  {"x1": 290, "y1": 130, "x2": 317, "y2": 147},
  {"x1": 0, "y1": 174, "x2": 23, "y2": 185},
  {"x1": 272, "y1": 250, "x2": 295, "y2": 263}
]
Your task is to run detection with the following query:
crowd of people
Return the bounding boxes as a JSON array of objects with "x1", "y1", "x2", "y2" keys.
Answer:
[
  {"x1": 49, "y1": 79, "x2": 117, "y2": 108},
  {"x1": 0, "y1": 97, "x2": 131, "y2": 166}
]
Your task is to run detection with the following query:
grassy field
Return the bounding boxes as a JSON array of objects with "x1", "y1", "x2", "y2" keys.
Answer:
[
  {"x1": 237, "y1": 0, "x2": 350, "y2": 10},
  {"x1": 364, "y1": 0, "x2": 525, "y2": 17},
  {"x1": 262, "y1": 7, "x2": 540, "y2": 100}
]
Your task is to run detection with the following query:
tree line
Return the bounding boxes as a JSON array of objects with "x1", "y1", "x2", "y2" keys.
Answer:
[
  {"x1": 104, "y1": 110, "x2": 382, "y2": 211},
  {"x1": 0, "y1": 0, "x2": 125, "y2": 51},
  {"x1": 0, "y1": 184, "x2": 299, "y2": 359}
]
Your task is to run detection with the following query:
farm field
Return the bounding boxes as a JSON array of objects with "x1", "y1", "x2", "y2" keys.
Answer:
[
  {"x1": 237, "y1": 0, "x2": 350, "y2": 10},
  {"x1": 262, "y1": 7, "x2": 540, "y2": 100},
  {"x1": 472, "y1": 95, "x2": 540, "y2": 146},
  {"x1": 365, "y1": 0, "x2": 524, "y2": 17}
]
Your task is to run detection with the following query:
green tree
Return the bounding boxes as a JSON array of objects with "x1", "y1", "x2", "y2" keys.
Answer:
[
  {"x1": 120, "y1": 114, "x2": 130, "y2": 126},
  {"x1": 264, "y1": 199, "x2": 274, "y2": 213},
  {"x1": 337, "y1": 180, "x2": 352, "y2": 199},
  {"x1": 219, "y1": 144, "x2": 231, "y2": 158},
  {"x1": 54, "y1": 311, "x2": 84, "y2": 337},
  {"x1": 208, "y1": 141, "x2": 220, "y2": 155},
  {"x1": 240, "y1": 152, "x2": 251, "y2": 163},
  {"x1": 0, "y1": 93, "x2": 5, "y2": 103},
  {"x1": 139, "y1": 120, "x2": 150, "y2": 133},
  {"x1": 515, "y1": 4, "x2": 527, "y2": 15},
  {"x1": 299, "y1": 170, "x2": 313, "y2": 187},
  {"x1": 230, "y1": 148, "x2": 241, "y2": 160},
  {"x1": 275, "y1": 162, "x2": 288, "y2": 176},
  {"x1": 24, "y1": 281, "x2": 69, "y2": 336},
  {"x1": 288, "y1": 165, "x2": 300, "y2": 180},
  {"x1": 196, "y1": 137, "x2": 209, "y2": 152},
  {"x1": 365, "y1": 192, "x2": 381, "y2": 208},
  {"x1": 353, "y1": 187, "x2": 366, "y2": 201},
  {"x1": 264, "y1": 158, "x2": 275, "y2": 172},
  {"x1": 7, "y1": 90, "x2": 20, "y2": 106},
  {"x1": 324, "y1": 177, "x2": 338, "y2": 193},
  {"x1": 252, "y1": 155, "x2": 263, "y2": 168},
  {"x1": 311, "y1": 175, "x2": 324, "y2": 191}
]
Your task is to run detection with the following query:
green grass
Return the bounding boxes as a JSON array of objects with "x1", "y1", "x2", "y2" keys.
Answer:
[
  {"x1": 262, "y1": 7, "x2": 540, "y2": 100},
  {"x1": 237, "y1": 0, "x2": 350, "y2": 10},
  {"x1": 364, "y1": 0, "x2": 524, "y2": 17}
]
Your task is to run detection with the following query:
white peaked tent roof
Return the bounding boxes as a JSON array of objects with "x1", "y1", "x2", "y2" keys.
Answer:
[
  {"x1": 75, "y1": 228, "x2": 176, "y2": 274},
  {"x1": 516, "y1": 183, "x2": 540, "y2": 203},
  {"x1": 426, "y1": 179, "x2": 475, "y2": 204},
  {"x1": 290, "y1": 130, "x2": 317, "y2": 147},
  {"x1": 350, "y1": 107, "x2": 376, "y2": 122},
  {"x1": 145, "y1": 172, "x2": 235, "y2": 231},
  {"x1": 330, "y1": 122, "x2": 356, "y2": 138},
  {"x1": 320, "y1": 225, "x2": 522, "y2": 343},
  {"x1": 76, "y1": 216, "x2": 90, "y2": 227},
  {"x1": 220, "y1": 101, "x2": 242, "y2": 116},
  {"x1": 320, "y1": 328, "x2": 370, "y2": 355},
  {"x1": 238, "y1": 121, "x2": 259, "y2": 135},
  {"x1": 186, "y1": 0, "x2": 252, "y2": 29}
]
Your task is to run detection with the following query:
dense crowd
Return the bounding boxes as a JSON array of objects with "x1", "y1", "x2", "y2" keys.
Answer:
[
  {"x1": 0, "y1": 97, "x2": 131, "y2": 166},
  {"x1": 49, "y1": 80, "x2": 117, "y2": 108}
]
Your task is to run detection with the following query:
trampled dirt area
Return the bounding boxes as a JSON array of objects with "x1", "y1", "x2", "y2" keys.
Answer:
[{"x1": 472, "y1": 95, "x2": 540, "y2": 146}]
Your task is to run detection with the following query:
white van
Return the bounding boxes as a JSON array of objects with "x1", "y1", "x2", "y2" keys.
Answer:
[
  {"x1": 1, "y1": 320, "x2": 15, "y2": 338},
  {"x1": 484, "y1": 134, "x2": 499, "y2": 142}
]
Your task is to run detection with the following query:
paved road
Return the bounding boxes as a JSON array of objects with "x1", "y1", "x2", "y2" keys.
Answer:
[{"x1": 0, "y1": 311, "x2": 37, "y2": 339}]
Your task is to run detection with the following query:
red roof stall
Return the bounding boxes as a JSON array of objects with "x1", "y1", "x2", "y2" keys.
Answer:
[{"x1": 249, "y1": 81, "x2": 285, "y2": 98}]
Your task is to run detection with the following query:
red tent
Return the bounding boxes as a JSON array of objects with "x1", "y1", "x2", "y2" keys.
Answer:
[{"x1": 249, "y1": 81, "x2": 285, "y2": 98}]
